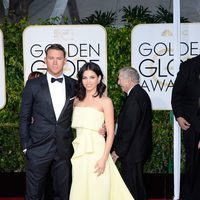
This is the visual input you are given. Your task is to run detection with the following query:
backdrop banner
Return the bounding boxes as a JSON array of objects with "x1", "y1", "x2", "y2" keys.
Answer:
[
  {"x1": 0, "y1": 29, "x2": 6, "y2": 109},
  {"x1": 131, "y1": 23, "x2": 200, "y2": 110},
  {"x1": 23, "y1": 25, "x2": 107, "y2": 83}
]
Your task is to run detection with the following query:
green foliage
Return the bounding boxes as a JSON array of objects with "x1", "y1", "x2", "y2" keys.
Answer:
[
  {"x1": 107, "y1": 26, "x2": 132, "y2": 115},
  {"x1": 121, "y1": 5, "x2": 154, "y2": 26},
  {"x1": 0, "y1": 123, "x2": 24, "y2": 172},
  {"x1": 145, "y1": 111, "x2": 173, "y2": 173},
  {"x1": 79, "y1": 10, "x2": 116, "y2": 27},
  {"x1": 0, "y1": 6, "x2": 188, "y2": 173},
  {"x1": 0, "y1": 17, "x2": 29, "y2": 123},
  {"x1": 37, "y1": 16, "x2": 69, "y2": 25},
  {"x1": 121, "y1": 5, "x2": 189, "y2": 28},
  {"x1": 153, "y1": 5, "x2": 189, "y2": 23}
]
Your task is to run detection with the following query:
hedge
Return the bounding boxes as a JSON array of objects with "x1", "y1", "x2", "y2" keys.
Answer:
[{"x1": 0, "y1": 16, "x2": 185, "y2": 173}]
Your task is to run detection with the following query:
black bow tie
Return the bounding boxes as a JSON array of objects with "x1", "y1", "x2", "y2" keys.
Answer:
[{"x1": 51, "y1": 77, "x2": 63, "y2": 83}]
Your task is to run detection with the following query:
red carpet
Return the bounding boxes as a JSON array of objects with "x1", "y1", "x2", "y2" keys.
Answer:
[
  {"x1": 0, "y1": 199, "x2": 23, "y2": 200},
  {"x1": 0, "y1": 197, "x2": 170, "y2": 200}
]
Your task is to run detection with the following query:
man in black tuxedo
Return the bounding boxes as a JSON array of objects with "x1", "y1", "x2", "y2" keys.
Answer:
[
  {"x1": 171, "y1": 55, "x2": 200, "y2": 200},
  {"x1": 112, "y1": 67, "x2": 153, "y2": 200},
  {"x1": 19, "y1": 44, "x2": 77, "y2": 200}
]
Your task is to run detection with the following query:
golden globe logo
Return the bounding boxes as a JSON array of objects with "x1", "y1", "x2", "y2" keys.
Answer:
[
  {"x1": 132, "y1": 23, "x2": 200, "y2": 110},
  {"x1": 23, "y1": 25, "x2": 107, "y2": 83},
  {"x1": 28, "y1": 43, "x2": 101, "y2": 77}
]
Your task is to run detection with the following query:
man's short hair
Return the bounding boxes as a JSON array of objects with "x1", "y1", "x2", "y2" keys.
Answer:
[{"x1": 118, "y1": 67, "x2": 140, "y2": 83}]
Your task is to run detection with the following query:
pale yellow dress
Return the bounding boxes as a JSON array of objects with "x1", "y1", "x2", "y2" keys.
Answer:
[{"x1": 69, "y1": 106, "x2": 134, "y2": 200}]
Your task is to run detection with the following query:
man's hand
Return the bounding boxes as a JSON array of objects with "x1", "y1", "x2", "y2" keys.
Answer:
[
  {"x1": 111, "y1": 151, "x2": 119, "y2": 163},
  {"x1": 198, "y1": 141, "x2": 200, "y2": 149},
  {"x1": 98, "y1": 123, "x2": 106, "y2": 137},
  {"x1": 177, "y1": 117, "x2": 190, "y2": 131}
]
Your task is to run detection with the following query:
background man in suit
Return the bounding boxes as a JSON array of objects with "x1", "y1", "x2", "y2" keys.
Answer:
[
  {"x1": 171, "y1": 55, "x2": 200, "y2": 200},
  {"x1": 112, "y1": 67, "x2": 153, "y2": 200},
  {"x1": 20, "y1": 44, "x2": 77, "y2": 200}
]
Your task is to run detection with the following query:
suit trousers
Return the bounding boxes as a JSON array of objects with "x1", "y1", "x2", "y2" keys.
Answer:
[
  {"x1": 181, "y1": 147, "x2": 200, "y2": 200},
  {"x1": 25, "y1": 153, "x2": 72, "y2": 200},
  {"x1": 121, "y1": 161, "x2": 146, "y2": 200}
]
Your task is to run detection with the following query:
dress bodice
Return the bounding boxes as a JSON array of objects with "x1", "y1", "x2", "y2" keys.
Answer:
[
  {"x1": 72, "y1": 106, "x2": 104, "y2": 131},
  {"x1": 71, "y1": 107, "x2": 105, "y2": 158}
]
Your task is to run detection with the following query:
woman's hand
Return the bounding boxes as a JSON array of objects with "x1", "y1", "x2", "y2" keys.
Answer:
[{"x1": 94, "y1": 158, "x2": 106, "y2": 176}]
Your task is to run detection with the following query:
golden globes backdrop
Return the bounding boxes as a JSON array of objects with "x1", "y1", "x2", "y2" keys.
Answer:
[
  {"x1": 0, "y1": 29, "x2": 6, "y2": 109},
  {"x1": 23, "y1": 25, "x2": 107, "y2": 83},
  {"x1": 132, "y1": 23, "x2": 200, "y2": 110}
]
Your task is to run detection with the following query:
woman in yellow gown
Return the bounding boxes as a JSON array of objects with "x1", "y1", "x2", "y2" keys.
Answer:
[{"x1": 69, "y1": 62, "x2": 134, "y2": 200}]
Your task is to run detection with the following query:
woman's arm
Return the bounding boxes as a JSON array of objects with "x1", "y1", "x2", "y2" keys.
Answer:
[{"x1": 95, "y1": 97, "x2": 115, "y2": 176}]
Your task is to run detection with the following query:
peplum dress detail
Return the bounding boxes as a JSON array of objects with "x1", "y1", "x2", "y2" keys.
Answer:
[{"x1": 69, "y1": 107, "x2": 134, "y2": 200}]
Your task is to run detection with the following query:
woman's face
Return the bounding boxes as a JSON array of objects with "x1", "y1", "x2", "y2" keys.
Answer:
[{"x1": 82, "y1": 69, "x2": 101, "y2": 92}]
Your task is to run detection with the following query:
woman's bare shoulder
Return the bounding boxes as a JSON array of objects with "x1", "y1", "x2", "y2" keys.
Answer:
[
  {"x1": 73, "y1": 97, "x2": 80, "y2": 107},
  {"x1": 101, "y1": 95, "x2": 113, "y2": 106}
]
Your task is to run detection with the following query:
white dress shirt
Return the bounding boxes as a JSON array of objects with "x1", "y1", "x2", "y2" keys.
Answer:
[
  {"x1": 127, "y1": 85, "x2": 134, "y2": 96},
  {"x1": 47, "y1": 72, "x2": 66, "y2": 121}
]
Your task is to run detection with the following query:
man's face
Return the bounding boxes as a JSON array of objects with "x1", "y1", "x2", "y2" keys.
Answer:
[
  {"x1": 45, "y1": 49, "x2": 66, "y2": 77},
  {"x1": 117, "y1": 72, "x2": 131, "y2": 93}
]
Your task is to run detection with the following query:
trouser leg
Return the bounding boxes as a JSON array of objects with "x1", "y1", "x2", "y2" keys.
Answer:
[
  {"x1": 25, "y1": 156, "x2": 52, "y2": 200},
  {"x1": 121, "y1": 162, "x2": 146, "y2": 200},
  {"x1": 51, "y1": 157, "x2": 72, "y2": 200}
]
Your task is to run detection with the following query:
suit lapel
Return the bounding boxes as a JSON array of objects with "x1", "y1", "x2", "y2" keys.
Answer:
[
  {"x1": 41, "y1": 75, "x2": 56, "y2": 120},
  {"x1": 58, "y1": 76, "x2": 74, "y2": 121},
  {"x1": 118, "y1": 86, "x2": 136, "y2": 119},
  {"x1": 118, "y1": 95, "x2": 127, "y2": 116}
]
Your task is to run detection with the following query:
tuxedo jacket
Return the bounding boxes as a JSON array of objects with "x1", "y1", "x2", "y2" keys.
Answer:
[
  {"x1": 171, "y1": 55, "x2": 200, "y2": 173},
  {"x1": 172, "y1": 55, "x2": 200, "y2": 135},
  {"x1": 114, "y1": 84, "x2": 153, "y2": 164},
  {"x1": 19, "y1": 74, "x2": 77, "y2": 160},
  {"x1": 171, "y1": 54, "x2": 200, "y2": 197}
]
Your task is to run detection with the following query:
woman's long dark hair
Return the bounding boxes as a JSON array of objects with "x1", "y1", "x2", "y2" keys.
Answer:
[{"x1": 77, "y1": 62, "x2": 106, "y2": 101}]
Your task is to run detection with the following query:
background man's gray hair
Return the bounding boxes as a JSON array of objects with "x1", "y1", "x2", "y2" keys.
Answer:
[{"x1": 118, "y1": 67, "x2": 140, "y2": 83}]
